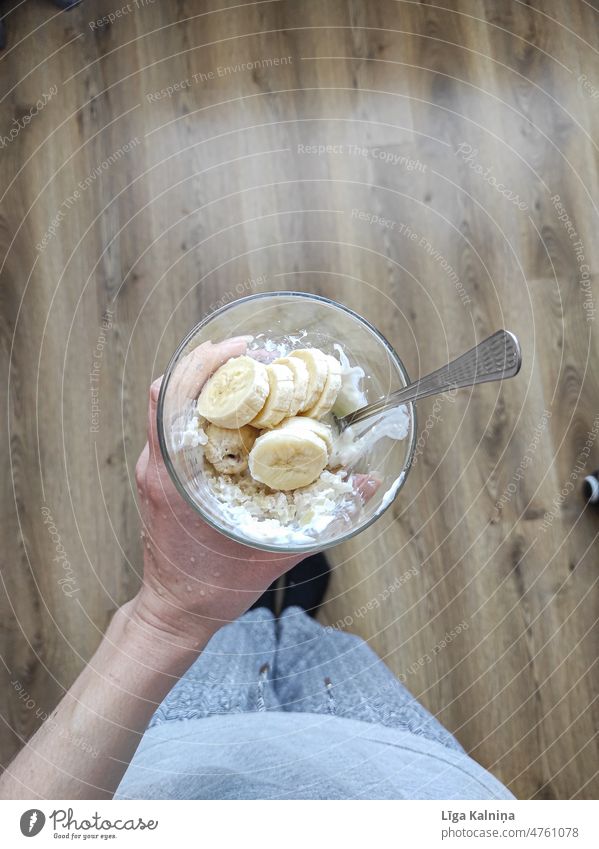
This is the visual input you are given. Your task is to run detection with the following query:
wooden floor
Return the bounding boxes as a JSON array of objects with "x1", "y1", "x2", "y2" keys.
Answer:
[{"x1": 1, "y1": 0, "x2": 598, "y2": 799}]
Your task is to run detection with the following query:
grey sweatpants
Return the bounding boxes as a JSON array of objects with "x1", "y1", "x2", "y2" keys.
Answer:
[{"x1": 149, "y1": 606, "x2": 462, "y2": 752}]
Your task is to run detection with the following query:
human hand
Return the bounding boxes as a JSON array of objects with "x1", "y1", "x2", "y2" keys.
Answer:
[{"x1": 132, "y1": 338, "x2": 304, "y2": 650}]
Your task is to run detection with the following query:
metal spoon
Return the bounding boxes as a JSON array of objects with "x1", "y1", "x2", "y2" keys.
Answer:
[{"x1": 337, "y1": 329, "x2": 522, "y2": 430}]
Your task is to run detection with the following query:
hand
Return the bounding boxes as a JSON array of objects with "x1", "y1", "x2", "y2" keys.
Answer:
[{"x1": 132, "y1": 338, "x2": 305, "y2": 650}]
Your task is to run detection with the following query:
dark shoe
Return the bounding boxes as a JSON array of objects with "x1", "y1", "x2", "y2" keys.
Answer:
[{"x1": 281, "y1": 553, "x2": 330, "y2": 616}]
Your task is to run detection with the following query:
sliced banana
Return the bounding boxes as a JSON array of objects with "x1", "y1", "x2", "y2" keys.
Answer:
[
  {"x1": 249, "y1": 429, "x2": 328, "y2": 490},
  {"x1": 197, "y1": 355, "x2": 269, "y2": 428},
  {"x1": 204, "y1": 423, "x2": 258, "y2": 474},
  {"x1": 279, "y1": 416, "x2": 334, "y2": 454},
  {"x1": 251, "y1": 363, "x2": 295, "y2": 428},
  {"x1": 273, "y1": 355, "x2": 310, "y2": 417},
  {"x1": 289, "y1": 348, "x2": 329, "y2": 412},
  {"x1": 302, "y1": 355, "x2": 342, "y2": 419}
]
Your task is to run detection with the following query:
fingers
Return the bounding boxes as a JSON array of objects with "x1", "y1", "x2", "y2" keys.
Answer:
[
  {"x1": 168, "y1": 336, "x2": 250, "y2": 406},
  {"x1": 135, "y1": 443, "x2": 150, "y2": 492},
  {"x1": 147, "y1": 336, "x2": 250, "y2": 451},
  {"x1": 204, "y1": 337, "x2": 251, "y2": 380},
  {"x1": 147, "y1": 377, "x2": 163, "y2": 449}
]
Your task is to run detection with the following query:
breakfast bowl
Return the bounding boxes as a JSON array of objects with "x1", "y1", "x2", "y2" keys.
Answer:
[{"x1": 156, "y1": 291, "x2": 417, "y2": 553}]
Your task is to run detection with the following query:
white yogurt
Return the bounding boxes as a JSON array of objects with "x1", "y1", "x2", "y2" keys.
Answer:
[{"x1": 330, "y1": 405, "x2": 410, "y2": 467}]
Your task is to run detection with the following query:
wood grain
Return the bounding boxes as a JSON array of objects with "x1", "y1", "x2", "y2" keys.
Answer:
[{"x1": 0, "y1": 0, "x2": 597, "y2": 799}]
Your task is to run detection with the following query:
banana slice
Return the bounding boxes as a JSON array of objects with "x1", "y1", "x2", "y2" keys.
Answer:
[
  {"x1": 197, "y1": 355, "x2": 269, "y2": 428},
  {"x1": 302, "y1": 355, "x2": 342, "y2": 419},
  {"x1": 204, "y1": 423, "x2": 258, "y2": 474},
  {"x1": 251, "y1": 363, "x2": 295, "y2": 428},
  {"x1": 279, "y1": 416, "x2": 334, "y2": 454},
  {"x1": 249, "y1": 429, "x2": 328, "y2": 490},
  {"x1": 289, "y1": 349, "x2": 329, "y2": 412},
  {"x1": 273, "y1": 355, "x2": 310, "y2": 417}
]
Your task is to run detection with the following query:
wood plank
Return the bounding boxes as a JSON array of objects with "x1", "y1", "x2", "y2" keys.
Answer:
[{"x1": 0, "y1": 0, "x2": 597, "y2": 798}]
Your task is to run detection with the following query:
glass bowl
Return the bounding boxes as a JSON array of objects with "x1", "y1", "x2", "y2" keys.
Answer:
[{"x1": 156, "y1": 292, "x2": 417, "y2": 553}]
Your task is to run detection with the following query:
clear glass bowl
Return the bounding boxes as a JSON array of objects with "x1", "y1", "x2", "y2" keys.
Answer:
[{"x1": 156, "y1": 292, "x2": 417, "y2": 553}]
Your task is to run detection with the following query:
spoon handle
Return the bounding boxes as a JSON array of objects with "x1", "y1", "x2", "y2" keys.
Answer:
[{"x1": 341, "y1": 330, "x2": 521, "y2": 428}]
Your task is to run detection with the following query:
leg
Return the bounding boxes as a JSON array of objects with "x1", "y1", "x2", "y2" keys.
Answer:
[
  {"x1": 273, "y1": 607, "x2": 463, "y2": 751},
  {"x1": 149, "y1": 608, "x2": 280, "y2": 726}
]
